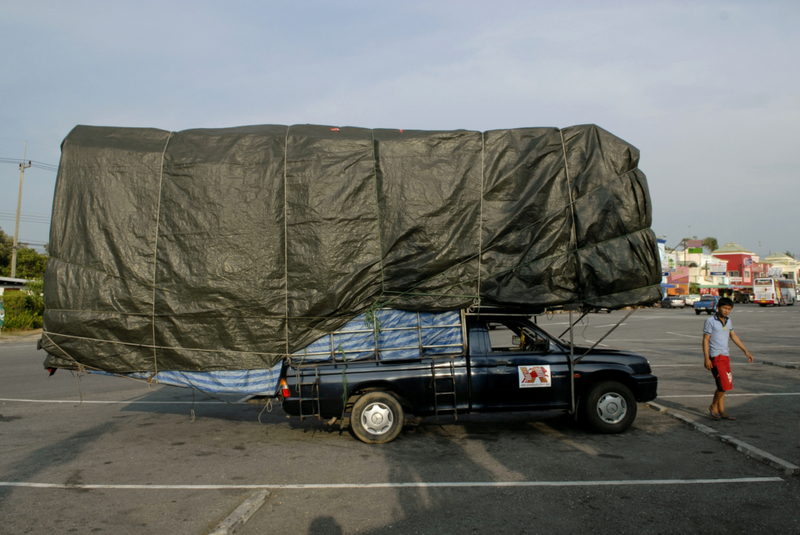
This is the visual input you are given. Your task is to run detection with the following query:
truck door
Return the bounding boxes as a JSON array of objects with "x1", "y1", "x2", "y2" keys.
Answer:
[{"x1": 468, "y1": 319, "x2": 571, "y2": 410}]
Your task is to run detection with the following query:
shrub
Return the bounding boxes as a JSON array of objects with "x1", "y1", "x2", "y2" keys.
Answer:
[
  {"x1": 2, "y1": 290, "x2": 29, "y2": 316},
  {"x1": 3, "y1": 310, "x2": 39, "y2": 330},
  {"x1": 1, "y1": 281, "x2": 44, "y2": 331},
  {"x1": 25, "y1": 280, "x2": 44, "y2": 315}
]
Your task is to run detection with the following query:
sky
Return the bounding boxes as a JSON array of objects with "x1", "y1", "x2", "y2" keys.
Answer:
[{"x1": 1, "y1": 0, "x2": 798, "y2": 258}]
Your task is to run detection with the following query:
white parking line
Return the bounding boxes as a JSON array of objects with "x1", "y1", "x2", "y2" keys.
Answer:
[
  {"x1": 579, "y1": 340, "x2": 609, "y2": 347},
  {"x1": 592, "y1": 339, "x2": 695, "y2": 342},
  {"x1": 0, "y1": 398, "x2": 229, "y2": 405},
  {"x1": 626, "y1": 316, "x2": 688, "y2": 321},
  {"x1": 0, "y1": 477, "x2": 782, "y2": 490},
  {"x1": 667, "y1": 332, "x2": 701, "y2": 339}
]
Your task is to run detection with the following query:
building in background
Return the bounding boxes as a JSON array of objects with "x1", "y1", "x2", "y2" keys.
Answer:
[
  {"x1": 762, "y1": 253, "x2": 800, "y2": 282},
  {"x1": 654, "y1": 238, "x2": 795, "y2": 298},
  {"x1": 709, "y1": 242, "x2": 775, "y2": 298},
  {"x1": 665, "y1": 240, "x2": 728, "y2": 295},
  {"x1": 664, "y1": 248, "x2": 688, "y2": 295},
  {"x1": 697, "y1": 254, "x2": 728, "y2": 295},
  {"x1": 0, "y1": 276, "x2": 27, "y2": 295},
  {"x1": 711, "y1": 242, "x2": 756, "y2": 285},
  {"x1": 657, "y1": 237, "x2": 670, "y2": 297}
]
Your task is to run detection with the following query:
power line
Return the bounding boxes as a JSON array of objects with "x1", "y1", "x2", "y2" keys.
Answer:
[
  {"x1": 0, "y1": 210, "x2": 50, "y2": 218},
  {"x1": 0, "y1": 157, "x2": 58, "y2": 172},
  {"x1": 0, "y1": 211, "x2": 51, "y2": 224}
]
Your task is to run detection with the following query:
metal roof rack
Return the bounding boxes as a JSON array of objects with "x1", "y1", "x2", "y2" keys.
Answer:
[{"x1": 464, "y1": 303, "x2": 590, "y2": 316}]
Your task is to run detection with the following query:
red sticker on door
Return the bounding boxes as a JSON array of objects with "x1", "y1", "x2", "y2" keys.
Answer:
[{"x1": 518, "y1": 365, "x2": 551, "y2": 388}]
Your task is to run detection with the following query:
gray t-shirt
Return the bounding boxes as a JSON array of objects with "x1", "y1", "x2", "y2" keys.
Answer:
[{"x1": 703, "y1": 314, "x2": 732, "y2": 356}]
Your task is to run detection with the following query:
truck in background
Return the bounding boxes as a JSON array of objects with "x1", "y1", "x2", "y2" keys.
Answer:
[{"x1": 693, "y1": 295, "x2": 720, "y2": 315}]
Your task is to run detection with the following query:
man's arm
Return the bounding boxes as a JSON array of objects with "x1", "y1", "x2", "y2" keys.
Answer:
[
  {"x1": 703, "y1": 333, "x2": 713, "y2": 370},
  {"x1": 730, "y1": 330, "x2": 754, "y2": 362}
]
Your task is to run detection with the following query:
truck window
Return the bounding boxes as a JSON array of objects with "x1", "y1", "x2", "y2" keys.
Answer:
[{"x1": 487, "y1": 321, "x2": 549, "y2": 353}]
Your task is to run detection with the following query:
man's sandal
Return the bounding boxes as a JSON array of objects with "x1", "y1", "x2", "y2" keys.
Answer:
[
  {"x1": 708, "y1": 409, "x2": 721, "y2": 419},
  {"x1": 719, "y1": 414, "x2": 736, "y2": 420}
]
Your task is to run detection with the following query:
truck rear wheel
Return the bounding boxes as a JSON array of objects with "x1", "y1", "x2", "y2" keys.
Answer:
[
  {"x1": 583, "y1": 381, "x2": 636, "y2": 434},
  {"x1": 351, "y1": 392, "x2": 404, "y2": 444}
]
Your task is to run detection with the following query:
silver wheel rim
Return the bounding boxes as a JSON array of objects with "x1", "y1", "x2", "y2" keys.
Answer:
[
  {"x1": 361, "y1": 402, "x2": 394, "y2": 435},
  {"x1": 596, "y1": 392, "x2": 627, "y2": 424}
]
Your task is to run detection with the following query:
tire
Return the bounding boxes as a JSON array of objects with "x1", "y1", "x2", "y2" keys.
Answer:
[
  {"x1": 695, "y1": 310, "x2": 701, "y2": 315},
  {"x1": 582, "y1": 381, "x2": 637, "y2": 434},
  {"x1": 350, "y1": 391, "x2": 404, "y2": 444}
]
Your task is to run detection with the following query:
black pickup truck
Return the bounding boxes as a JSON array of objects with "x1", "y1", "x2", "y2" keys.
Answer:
[{"x1": 281, "y1": 311, "x2": 658, "y2": 443}]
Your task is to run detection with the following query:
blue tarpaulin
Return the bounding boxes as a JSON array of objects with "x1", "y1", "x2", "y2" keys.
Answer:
[
  {"x1": 91, "y1": 309, "x2": 464, "y2": 396},
  {"x1": 90, "y1": 365, "x2": 283, "y2": 396},
  {"x1": 291, "y1": 309, "x2": 465, "y2": 363}
]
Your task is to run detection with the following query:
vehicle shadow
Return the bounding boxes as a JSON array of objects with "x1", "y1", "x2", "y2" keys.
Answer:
[
  {"x1": 299, "y1": 398, "x2": 796, "y2": 535},
  {"x1": 0, "y1": 421, "x2": 117, "y2": 508}
]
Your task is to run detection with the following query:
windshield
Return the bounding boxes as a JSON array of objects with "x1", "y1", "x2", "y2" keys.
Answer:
[{"x1": 529, "y1": 319, "x2": 584, "y2": 348}]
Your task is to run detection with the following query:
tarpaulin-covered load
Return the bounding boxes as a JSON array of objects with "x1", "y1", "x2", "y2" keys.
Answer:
[{"x1": 42, "y1": 123, "x2": 661, "y2": 375}]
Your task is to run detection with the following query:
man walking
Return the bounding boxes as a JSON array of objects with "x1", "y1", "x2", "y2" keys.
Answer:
[{"x1": 703, "y1": 297, "x2": 753, "y2": 419}]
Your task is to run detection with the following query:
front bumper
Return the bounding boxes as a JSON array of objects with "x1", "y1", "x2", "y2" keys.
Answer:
[{"x1": 632, "y1": 374, "x2": 658, "y2": 402}]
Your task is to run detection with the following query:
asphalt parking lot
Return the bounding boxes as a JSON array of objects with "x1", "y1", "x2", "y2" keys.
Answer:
[{"x1": 1, "y1": 303, "x2": 799, "y2": 534}]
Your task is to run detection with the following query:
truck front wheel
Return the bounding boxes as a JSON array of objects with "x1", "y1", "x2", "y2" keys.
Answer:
[
  {"x1": 583, "y1": 381, "x2": 636, "y2": 434},
  {"x1": 351, "y1": 392, "x2": 405, "y2": 444}
]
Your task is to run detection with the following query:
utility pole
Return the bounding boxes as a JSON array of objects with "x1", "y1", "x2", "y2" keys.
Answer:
[
  {"x1": 11, "y1": 141, "x2": 31, "y2": 279},
  {"x1": 685, "y1": 225, "x2": 691, "y2": 294}
]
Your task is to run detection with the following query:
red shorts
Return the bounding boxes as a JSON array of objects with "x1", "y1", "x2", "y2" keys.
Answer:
[{"x1": 710, "y1": 355, "x2": 733, "y2": 391}]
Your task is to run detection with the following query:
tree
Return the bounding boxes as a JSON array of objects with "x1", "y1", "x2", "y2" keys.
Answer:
[
  {"x1": 703, "y1": 237, "x2": 719, "y2": 252},
  {"x1": 0, "y1": 227, "x2": 12, "y2": 269},
  {"x1": 13, "y1": 247, "x2": 48, "y2": 279},
  {"x1": 0, "y1": 226, "x2": 48, "y2": 279},
  {"x1": 785, "y1": 251, "x2": 795, "y2": 259}
]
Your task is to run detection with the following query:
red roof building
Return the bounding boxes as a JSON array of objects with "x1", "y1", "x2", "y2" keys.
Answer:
[{"x1": 710, "y1": 242, "x2": 769, "y2": 288}]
